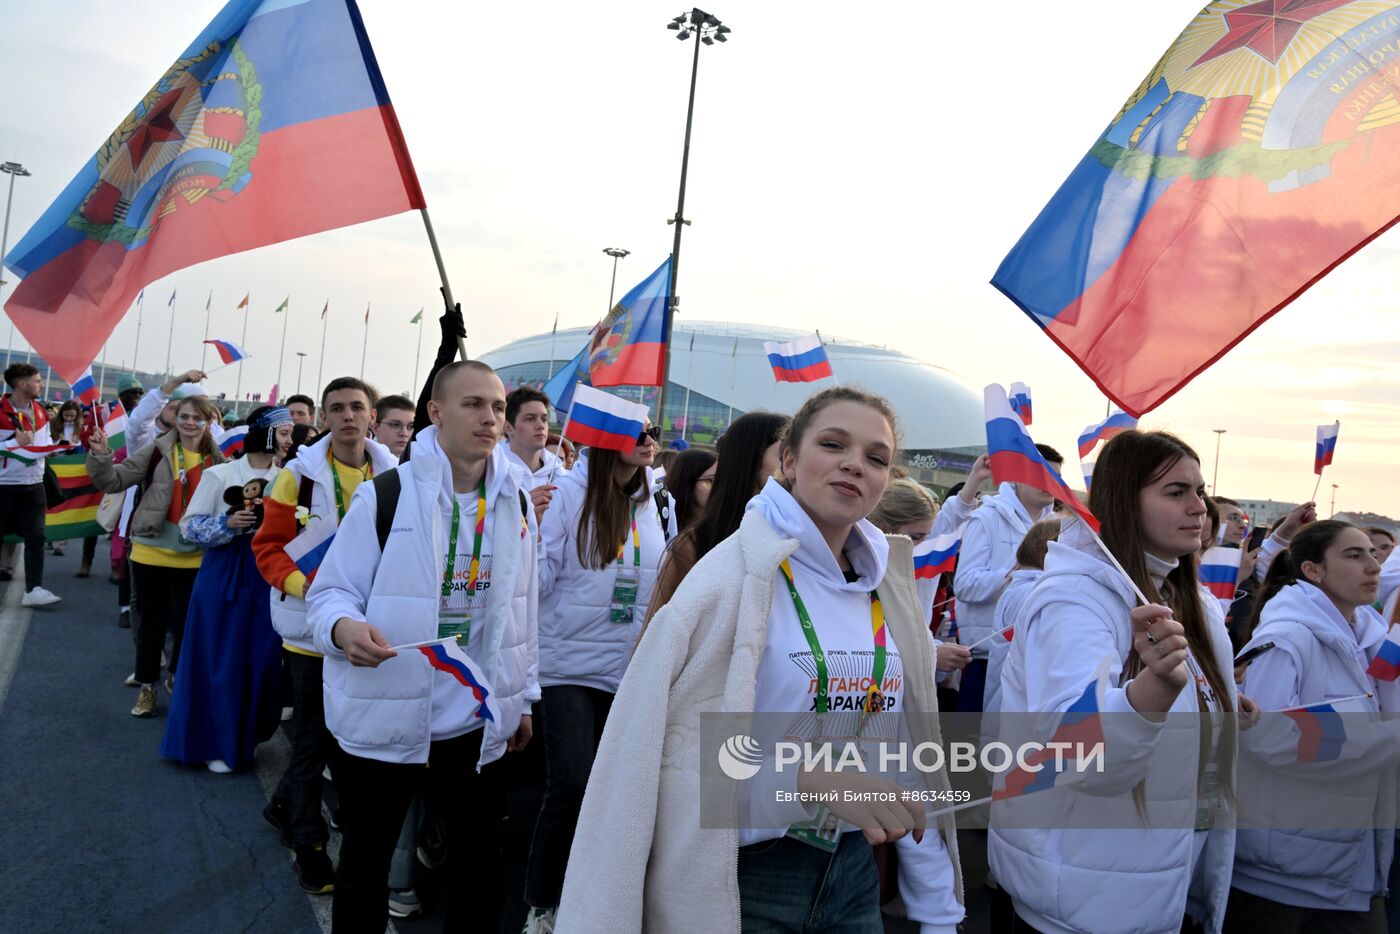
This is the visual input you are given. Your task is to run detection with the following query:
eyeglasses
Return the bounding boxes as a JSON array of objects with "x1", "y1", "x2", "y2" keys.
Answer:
[{"x1": 636, "y1": 426, "x2": 662, "y2": 444}]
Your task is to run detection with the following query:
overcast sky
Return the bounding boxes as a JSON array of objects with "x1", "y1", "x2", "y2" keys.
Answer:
[{"x1": 2, "y1": 1, "x2": 1396, "y2": 516}]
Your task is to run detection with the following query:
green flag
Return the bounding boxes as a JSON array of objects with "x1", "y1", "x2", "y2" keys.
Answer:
[
  {"x1": 274, "y1": 296, "x2": 289, "y2": 313},
  {"x1": 410, "y1": 307, "x2": 423, "y2": 324}
]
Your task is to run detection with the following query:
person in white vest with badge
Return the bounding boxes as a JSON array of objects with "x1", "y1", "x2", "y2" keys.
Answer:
[{"x1": 308, "y1": 360, "x2": 539, "y2": 934}]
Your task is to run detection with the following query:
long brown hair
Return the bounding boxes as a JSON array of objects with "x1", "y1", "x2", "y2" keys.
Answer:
[
  {"x1": 50, "y1": 400, "x2": 81, "y2": 442},
  {"x1": 577, "y1": 446, "x2": 649, "y2": 570},
  {"x1": 1091, "y1": 430, "x2": 1235, "y2": 804}
]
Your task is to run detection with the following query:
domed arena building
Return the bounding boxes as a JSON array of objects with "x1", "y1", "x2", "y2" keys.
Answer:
[{"x1": 479, "y1": 321, "x2": 986, "y2": 493}]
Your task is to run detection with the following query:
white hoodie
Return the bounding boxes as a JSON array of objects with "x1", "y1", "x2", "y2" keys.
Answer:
[
  {"x1": 1234, "y1": 581, "x2": 1400, "y2": 912},
  {"x1": 990, "y1": 520, "x2": 1237, "y2": 934},
  {"x1": 956, "y1": 482, "x2": 1053, "y2": 655},
  {"x1": 307, "y1": 428, "x2": 540, "y2": 768},
  {"x1": 500, "y1": 439, "x2": 562, "y2": 489},
  {"x1": 537, "y1": 450, "x2": 668, "y2": 693},
  {"x1": 984, "y1": 568, "x2": 1041, "y2": 718}
]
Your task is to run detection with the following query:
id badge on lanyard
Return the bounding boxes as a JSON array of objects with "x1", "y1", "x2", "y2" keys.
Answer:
[
  {"x1": 609, "y1": 504, "x2": 640, "y2": 624},
  {"x1": 438, "y1": 482, "x2": 486, "y2": 643}
]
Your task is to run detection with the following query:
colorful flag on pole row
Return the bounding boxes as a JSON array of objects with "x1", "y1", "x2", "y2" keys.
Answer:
[
  {"x1": 409, "y1": 307, "x2": 422, "y2": 324},
  {"x1": 284, "y1": 513, "x2": 338, "y2": 580},
  {"x1": 1367, "y1": 628, "x2": 1400, "y2": 682},
  {"x1": 913, "y1": 531, "x2": 961, "y2": 580},
  {"x1": 1200, "y1": 546, "x2": 1243, "y2": 603},
  {"x1": 274, "y1": 297, "x2": 289, "y2": 313},
  {"x1": 1, "y1": 0, "x2": 427, "y2": 385},
  {"x1": 1283, "y1": 701, "x2": 1348, "y2": 763},
  {"x1": 763, "y1": 333, "x2": 833, "y2": 383},
  {"x1": 364, "y1": 303, "x2": 371, "y2": 324},
  {"x1": 206, "y1": 291, "x2": 212, "y2": 312},
  {"x1": 583, "y1": 257, "x2": 671, "y2": 388},
  {"x1": 268, "y1": 383, "x2": 279, "y2": 406},
  {"x1": 219, "y1": 424, "x2": 250, "y2": 457},
  {"x1": 992, "y1": 3, "x2": 1400, "y2": 416},
  {"x1": 167, "y1": 288, "x2": 177, "y2": 307},
  {"x1": 1009, "y1": 382, "x2": 1033, "y2": 426},
  {"x1": 984, "y1": 384, "x2": 1099, "y2": 531},
  {"x1": 1315, "y1": 421, "x2": 1340, "y2": 475},
  {"x1": 320, "y1": 300, "x2": 328, "y2": 320},
  {"x1": 543, "y1": 344, "x2": 589, "y2": 417},
  {"x1": 203, "y1": 339, "x2": 250, "y2": 365},
  {"x1": 993, "y1": 660, "x2": 1108, "y2": 801},
  {"x1": 563, "y1": 384, "x2": 649, "y2": 453},
  {"x1": 415, "y1": 639, "x2": 500, "y2": 724},
  {"x1": 237, "y1": 294, "x2": 250, "y2": 311},
  {"x1": 1077, "y1": 410, "x2": 1138, "y2": 458},
  {"x1": 71, "y1": 368, "x2": 101, "y2": 405}
]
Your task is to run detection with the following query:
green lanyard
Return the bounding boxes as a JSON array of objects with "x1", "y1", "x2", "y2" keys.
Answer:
[
  {"x1": 328, "y1": 450, "x2": 372, "y2": 521},
  {"x1": 443, "y1": 480, "x2": 487, "y2": 598},
  {"x1": 616, "y1": 503, "x2": 639, "y2": 569},
  {"x1": 778, "y1": 559, "x2": 887, "y2": 715},
  {"x1": 171, "y1": 441, "x2": 204, "y2": 511}
]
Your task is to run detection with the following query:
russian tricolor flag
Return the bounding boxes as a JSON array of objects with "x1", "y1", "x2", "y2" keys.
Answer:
[
  {"x1": 993, "y1": 662, "x2": 1107, "y2": 801},
  {"x1": 219, "y1": 424, "x2": 250, "y2": 457},
  {"x1": 1283, "y1": 701, "x2": 1347, "y2": 763},
  {"x1": 70, "y1": 368, "x2": 100, "y2": 405},
  {"x1": 204, "y1": 339, "x2": 251, "y2": 365},
  {"x1": 985, "y1": 384, "x2": 1099, "y2": 531},
  {"x1": 913, "y1": 531, "x2": 961, "y2": 580},
  {"x1": 284, "y1": 513, "x2": 337, "y2": 580},
  {"x1": 1009, "y1": 382, "x2": 1033, "y2": 425},
  {"x1": 1081, "y1": 460, "x2": 1094, "y2": 492},
  {"x1": 417, "y1": 639, "x2": 500, "y2": 724},
  {"x1": 763, "y1": 333, "x2": 833, "y2": 384},
  {"x1": 563, "y1": 384, "x2": 650, "y2": 453},
  {"x1": 1367, "y1": 627, "x2": 1400, "y2": 682},
  {"x1": 1199, "y1": 546, "x2": 1243, "y2": 602},
  {"x1": 1315, "y1": 421, "x2": 1340, "y2": 476},
  {"x1": 1077, "y1": 410, "x2": 1137, "y2": 458}
]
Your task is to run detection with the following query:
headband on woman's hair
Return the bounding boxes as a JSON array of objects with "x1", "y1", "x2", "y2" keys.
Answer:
[{"x1": 253, "y1": 406, "x2": 293, "y2": 429}]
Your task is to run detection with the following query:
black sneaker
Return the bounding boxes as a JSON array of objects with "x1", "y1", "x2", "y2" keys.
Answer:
[
  {"x1": 263, "y1": 799, "x2": 293, "y2": 849},
  {"x1": 294, "y1": 842, "x2": 335, "y2": 894},
  {"x1": 117, "y1": 609, "x2": 131, "y2": 629}
]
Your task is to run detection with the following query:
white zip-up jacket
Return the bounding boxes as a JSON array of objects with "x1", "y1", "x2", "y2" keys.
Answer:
[
  {"x1": 1234, "y1": 581, "x2": 1400, "y2": 912},
  {"x1": 307, "y1": 428, "x2": 540, "y2": 768},
  {"x1": 956, "y1": 483, "x2": 1052, "y2": 656},
  {"x1": 555, "y1": 491, "x2": 964, "y2": 934},
  {"x1": 500, "y1": 439, "x2": 563, "y2": 488},
  {"x1": 257, "y1": 433, "x2": 398, "y2": 654},
  {"x1": 990, "y1": 521, "x2": 1237, "y2": 934},
  {"x1": 537, "y1": 451, "x2": 667, "y2": 693},
  {"x1": 985, "y1": 568, "x2": 1041, "y2": 717}
]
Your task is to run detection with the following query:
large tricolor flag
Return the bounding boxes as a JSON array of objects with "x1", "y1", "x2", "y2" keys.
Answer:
[
  {"x1": 763, "y1": 333, "x2": 833, "y2": 384},
  {"x1": 71, "y1": 368, "x2": 101, "y2": 405},
  {"x1": 993, "y1": 660, "x2": 1108, "y2": 801},
  {"x1": 563, "y1": 384, "x2": 649, "y2": 453},
  {"x1": 992, "y1": 3, "x2": 1400, "y2": 416},
  {"x1": 204, "y1": 339, "x2": 251, "y2": 365},
  {"x1": 1, "y1": 0, "x2": 426, "y2": 385},
  {"x1": 1315, "y1": 421, "x2": 1340, "y2": 475},
  {"x1": 1199, "y1": 545, "x2": 1243, "y2": 604},
  {"x1": 415, "y1": 638, "x2": 500, "y2": 724},
  {"x1": 1077, "y1": 410, "x2": 1138, "y2": 458},
  {"x1": 984, "y1": 384, "x2": 1099, "y2": 531},
  {"x1": 1009, "y1": 382, "x2": 1033, "y2": 426},
  {"x1": 1, "y1": 449, "x2": 106, "y2": 545},
  {"x1": 1367, "y1": 627, "x2": 1400, "y2": 682}
]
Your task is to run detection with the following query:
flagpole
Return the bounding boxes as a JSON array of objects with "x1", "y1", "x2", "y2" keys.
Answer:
[
  {"x1": 316, "y1": 301, "x2": 329, "y2": 403},
  {"x1": 1275, "y1": 692, "x2": 1372, "y2": 712},
  {"x1": 133, "y1": 292, "x2": 145, "y2": 375},
  {"x1": 546, "y1": 313, "x2": 558, "y2": 383},
  {"x1": 234, "y1": 296, "x2": 250, "y2": 407},
  {"x1": 163, "y1": 293, "x2": 176, "y2": 379},
  {"x1": 419, "y1": 208, "x2": 468, "y2": 362},
  {"x1": 98, "y1": 338, "x2": 109, "y2": 398},
  {"x1": 200, "y1": 291, "x2": 212, "y2": 372},
  {"x1": 359, "y1": 305, "x2": 369, "y2": 380},
  {"x1": 276, "y1": 298, "x2": 290, "y2": 394},
  {"x1": 553, "y1": 410, "x2": 573, "y2": 458},
  {"x1": 681, "y1": 336, "x2": 695, "y2": 443},
  {"x1": 413, "y1": 312, "x2": 424, "y2": 392},
  {"x1": 726, "y1": 336, "x2": 738, "y2": 431},
  {"x1": 1311, "y1": 472, "x2": 1324, "y2": 503}
]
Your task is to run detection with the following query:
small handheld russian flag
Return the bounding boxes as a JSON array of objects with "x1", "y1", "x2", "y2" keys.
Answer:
[
  {"x1": 985, "y1": 384, "x2": 1098, "y2": 531},
  {"x1": 1283, "y1": 701, "x2": 1348, "y2": 763},
  {"x1": 1315, "y1": 421, "x2": 1340, "y2": 476},
  {"x1": 993, "y1": 659, "x2": 1108, "y2": 800},
  {"x1": 1077, "y1": 410, "x2": 1137, "y2": 458},
  {"x1": 1081, "y1": 460, "x2": 1094, "y2": 492},
  {"x1": 284, "y1": 513, "x2": 337, "y2": 580},
  {"x1": 219, "y1": 425, "x2": 250, "y2": 457},
  {"x1": 70, "y1": 368, "x2": 100, "y2": 405},
  {"x1": 1008, "y1": 382, "x2": 1033, "y2": 426},
  {"x1": 203, "y1": 339, "x2": 251, "y2": 366},
  {"x1": 763, "y1": 333, "x2": 833, "y2": 384},
  {"x1": 1199, "y1": 546, "x2": 1243, "y2": 603},
  {"x1": 1367, "y1": 627, "x2": 1400, "y2": 682},
  {"x1": 416, "y1": 638, "x2": 501, "y2": 724},
  {"x1": 563, "y1": 384, "x2": 650, "y2": 453},
  {"x1": 913, "y1": 531, "x2": 961, "y2": 580}
]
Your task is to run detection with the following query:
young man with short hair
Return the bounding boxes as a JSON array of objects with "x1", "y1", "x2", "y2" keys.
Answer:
[
  {"x1": 252, "y1": 376, "x2": 398, "y2": 894},
  {"x1": 501, "y1": 386, "x2": 561, "y2": 524},
  {"x1": 953, "y1": 442, "x2": 1064, "y2": 712},
  {"x1": 285, "y1": 394, "x2": 316, "y2": 427},
  {"x1": 372, "y1": 394, "x2": 415, "y2": 459},
  {"x1": 309, "y1": 360, "x2": 539, "y2": 932},
  {"x1": 0, "y1": 364, "x2": 61, "y2": 606}
]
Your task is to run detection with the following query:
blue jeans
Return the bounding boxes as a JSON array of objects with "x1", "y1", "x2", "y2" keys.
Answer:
[{"x1": 737, "y1": 832, "x2": 882, "y2": 933}]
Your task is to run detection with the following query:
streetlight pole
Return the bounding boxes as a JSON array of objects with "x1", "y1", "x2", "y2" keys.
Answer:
[
  {"x1": 1330, "y1": 483, "x2": 1338, "y2": 518},
  {"x1": 603, "y1": 247, "x2": 630, "y2": 315},
  {"x1": 658, "y1": 8, "x2": 730, "y2": 436},
  {"x1": 1211, "y1": 429, "x2": 1226, "y2": 494},
  {"x1": 295, "y1": 351, "x2": 308, "y2": 395},
  {"x1": 0, "y1": 161, "x2": 34, "y2": 369}
]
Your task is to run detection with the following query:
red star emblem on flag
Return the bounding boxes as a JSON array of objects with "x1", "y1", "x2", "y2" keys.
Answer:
[
  {"x1": 125, "y1": 88, "x2": 188, "y2": 168},
  {"x1": 1193, "y1": 0, "x2": 1355, "y2": 66}
]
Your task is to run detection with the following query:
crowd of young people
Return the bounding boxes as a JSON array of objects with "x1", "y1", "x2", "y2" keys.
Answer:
[{"x1": 20, "y1": 296, "x2": 1400, "y2": 934}]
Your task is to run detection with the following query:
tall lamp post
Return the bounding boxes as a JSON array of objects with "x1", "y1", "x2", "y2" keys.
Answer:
[
  {"x1": 657, "y1": 8, "x2": 731, "y2": 435},
  {"x1": 294, "y1": 351, "x2": 308, "y2": 395},
  {"x1": 0, "y1": 161, "x2": 33, "y2": 369},
  {"x1": 1211, "y1": 428, "x2": 1227, "y2": 494},
  {"x1": 1330, "y1": 483, "x2": 1339, "y2": 518},
  {"x1": 603, "y1": 247, "x2": 630, "y2": 315}
]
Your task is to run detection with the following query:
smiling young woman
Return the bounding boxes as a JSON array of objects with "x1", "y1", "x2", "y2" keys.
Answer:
[{"x1": 553, "y1": 386, "x2": 965, "y2": 933}]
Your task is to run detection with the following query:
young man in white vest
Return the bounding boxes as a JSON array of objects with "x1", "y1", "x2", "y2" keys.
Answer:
[{"x1": 309, "y1": 360, "x2": 539, "y2": 933}]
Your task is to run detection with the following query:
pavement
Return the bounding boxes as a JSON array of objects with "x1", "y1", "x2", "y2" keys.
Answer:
[{"x1": 0, "y1": 542, "x2": 996, "y2": 933}]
